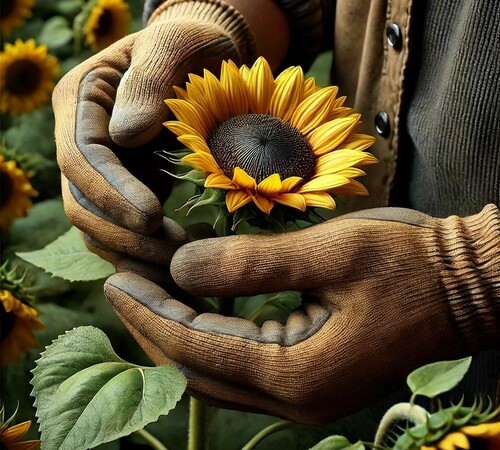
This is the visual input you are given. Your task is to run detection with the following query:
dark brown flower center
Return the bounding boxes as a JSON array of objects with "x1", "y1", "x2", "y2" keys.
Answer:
[
  {"x1": 5, "y1": 59, "x2": 42, "y2": 95},
  {"x1": 96, "y1": 9, "x2": 113, "y2": 37},
  {"x1": 208, "y1": 114, "x2": 314, "y2": 183},
  {"x1": 0, "y1": 169, "x2": 13, "y2": 209}
]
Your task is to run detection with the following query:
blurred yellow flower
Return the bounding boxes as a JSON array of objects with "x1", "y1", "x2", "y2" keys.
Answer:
[
  {"x1": 84, "y1": 0, "x2": 131, "y2": 51},
  {"x1": 0, "y1": 289, "x2": 44, "y2": 367},
  {"x1": 0, "y1": 0, "x2": 34, "y2": 36},
  {"x1": 421, "y1": 421, "x2": 500, "y2": 450},
  {"x1": 164, "y1": 57, "x2": 377, "y2": 215},
  {"x1": 0, "y1": 39, "x2": 59, "y2": 116},
  {"x1": 0, "y1": 154, "x2": 38, "y2": 230}
]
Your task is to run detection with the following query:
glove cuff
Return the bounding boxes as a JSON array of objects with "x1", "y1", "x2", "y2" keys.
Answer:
[
  {"x1": 147, "y1": 0, "x2": 256, "y2": 65},
  {"x1": 437, "y1": 204, "x2": 500, "y2": 350}
]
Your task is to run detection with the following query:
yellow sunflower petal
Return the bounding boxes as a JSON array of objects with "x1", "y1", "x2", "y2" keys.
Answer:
[
  {"x1": 461, "y1": 421, "x2": 500, "y2": 437},
  {"x1": 165, "y1": 99, "x2": 213, "y2": 139},
  {"x1": 291, "y1": 85, "x2": 339, "y2": 134},
  {"x1": 257, "y1": 173, "x2": 282, "y2": 197},
  {"x1": 308, "y1": 114, "x2": 362, "y2": 156},
  {"x1": 332, "y1": 179, "x2": 369, "y2": 196},
  {"x1": 303, "y1": 77, "x2": 320, "y2": 98},
  {"x1": 315, "y1": 149, "x2": 377, "y2": 177},
  {"x1": 270, "y1": 66, "x2": 304, "y2": 121},
  {"x1": 205, "y1": 173, "x2": 236, "y2": 190},
  {"x1": 437, "y1": 431, "x2": 470, "y2": 450},
  {"x1": 182, "y1": 152, "x2": 220, "y2": 174},
  {"x1": 280, "y1": 176, "x2": 303, "y2": 192},
  {"x1": 173, "y1": 85, "x2": 188, "y2": 100},
  {"x1": 232, "y1": 167, "x2": 257, "y2": 190},
  {"x1": 252, "y1": 192, "x2": 275, "y2": 215},
  {"x1": 1, "y1": 420, "x2": 31, "y2": 444},
  {"x1": 274, "y1": 193, "x2": 307, "y2": 211},
  {"x1": 163, "y1": 120, "x2": 204, "y2": 139},
  {"x1": 334, "y1": 167, "x2": 366, "y2": 179},
  {"x1": 302, "y1": 192, "x2": 336, "y2": 209},
  {"x1": 247, "y1": 56, "x2": 275, "y2": 114},
  {"x1": 226, "y1": 189, "x2": 253, "y2": 213},
  {"x1": 177, "y1": 134, "x2": 211, "y2": 153},
  {"x1": 203, "y1": 69, "x2": 231, "y2": 122},
  {"x1": 297, "y1": 174, "x2": 350, "y2": 193},
  {"x1": 221, "y1": 60, "x2": 249, "y2": 115},
  {"x1": 341, "y1": 133, "x2": 377, "y2": 151}
]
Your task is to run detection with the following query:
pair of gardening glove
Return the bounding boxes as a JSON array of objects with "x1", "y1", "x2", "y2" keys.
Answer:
[{"x1": 54, "y1": 0, "x2": 500, "y2": 425}]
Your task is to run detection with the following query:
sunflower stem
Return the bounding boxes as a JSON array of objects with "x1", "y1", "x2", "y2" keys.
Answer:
[
  {"x1": 187, "y1": 396, "x2": 205, "y2": 450},
  {"x1": 134, "y1": 428, "x2": 169, "y2": 450},
  {"x1": 241, "y1": 421, "x2": 293, "y2": 450}
]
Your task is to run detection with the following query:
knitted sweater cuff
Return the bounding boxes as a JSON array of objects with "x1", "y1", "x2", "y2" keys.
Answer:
[{"x1": 438, "y1": 203, "x2": 500, "y2": 350}]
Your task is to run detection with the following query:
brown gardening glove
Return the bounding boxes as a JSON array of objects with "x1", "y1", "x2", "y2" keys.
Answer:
[
  {"x1": 104, "y1": 204, "x2": 500, "y2": 425},
  {"x1": 54, "y1": 0, "x2": 256, "y2": 277}
]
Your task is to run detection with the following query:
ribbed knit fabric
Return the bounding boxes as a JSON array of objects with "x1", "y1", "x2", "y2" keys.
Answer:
[{"x1": 402, "y1": 0, "x2": 500, "y2": 217}]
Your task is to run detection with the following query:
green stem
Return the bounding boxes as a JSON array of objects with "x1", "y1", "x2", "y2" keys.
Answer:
[
  {"x1": 187, "y1": 396, "x2": 205, "y2": 450},
  {"x1": 373, "y1": 402, "x2": 428, "y2": 448},
  {"x1": 241, "y1": 421, "x2": 293, "y2": 450},
  {"x1": 134, "y1": 428, "x2": 169, "y2": 450}
]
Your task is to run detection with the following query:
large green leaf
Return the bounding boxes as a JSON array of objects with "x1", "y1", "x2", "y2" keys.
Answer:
[
  {"x1": 17, "y1": 226, "x2": 115, "y2": 281},
  {"x1": 38, "y1": 16, "x2": 73, "y2": 49},
  {"x1": 407, "y1": 356, "x2": 472, "y2": 399},
  {"x1": 31, "y1": 326, "x2": 187, "y2": 450}
]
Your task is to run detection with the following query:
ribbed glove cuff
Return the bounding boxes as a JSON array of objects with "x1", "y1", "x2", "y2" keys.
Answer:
[
  {"x1": 437, "y1": 204, "x2": 500, "y2": 350},
  {"x1": 147, "y1": 0, "x2": 256, "y2": 65}
]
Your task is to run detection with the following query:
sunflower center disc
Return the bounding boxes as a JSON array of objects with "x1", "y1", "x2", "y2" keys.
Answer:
[
  {"x1": 6, "y1": 60, "x2": 42, "y2": 95},
  {"x1": 96, "y1": 10, "x2": 113, "y2": 37},
  {"x1": 209, "y1": 114, "x2": 315, "y2": 183}
]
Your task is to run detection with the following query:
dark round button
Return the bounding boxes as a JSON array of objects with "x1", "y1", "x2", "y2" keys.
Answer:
[
  {"x1": 375, "y1": 111, "x2": 390, "y2": 138},
  {"x1": 386, "y1": 23, "x2": 402, "y2": 50}
]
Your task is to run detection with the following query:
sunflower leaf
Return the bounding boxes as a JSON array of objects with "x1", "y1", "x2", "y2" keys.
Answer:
[
  {"x1": 16, "y1": 226, "x2": 115, "y2": 282},
  {"x1": 407, "y1": 356, "x2": 472, "y2": 400},
  {"x1": 31, "y1": 326, "x2": 187, "y2": 450},
  {"x1": 309, "y1": 435, "x2": 365, "y2": 450},
  {"x1": 38, "y1": 16, "x2": 74, "y2": 50}
]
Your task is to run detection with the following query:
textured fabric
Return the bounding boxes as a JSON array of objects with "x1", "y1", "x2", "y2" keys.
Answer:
[
  {"x1": 106, "y1": 205, "x2": 500, "y2": 424},
  {"x1": 402, "y1": 0, "x2": 500, "y2": 217}
]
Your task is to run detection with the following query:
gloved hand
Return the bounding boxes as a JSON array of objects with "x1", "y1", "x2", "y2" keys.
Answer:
[
  {"x1": 53, "y1": 0, "x2": 256, "y2": 267},
  {"x1": 104, "y1": 204, "x2": 500, "y2": 425}
]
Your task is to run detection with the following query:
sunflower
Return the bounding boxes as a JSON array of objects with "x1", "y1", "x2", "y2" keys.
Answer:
[
  {"x1": 420, "y1": 421, "x2": 500, "y2": 450},
  {"x1": 0, "y1": 39, "x2": 59, "y2": 116},
  {"x1": 163, "y1": 57, "x2": 377, "y2": 216},
  {"x1": 84, "y1": 0, "x2": 131, "y2": 51},
  {"x1": 0, "y1": 405, "x2": 40, "y2": 450},
  {"x1": 0, "y1": 288, "x2": 44, "y2": 366},
  {"x1": 0, "y1": 154, "x2": 38, "y2": 231},
  {"x1": 0, "y1": 0, "x2": 34, "y2": 36}
]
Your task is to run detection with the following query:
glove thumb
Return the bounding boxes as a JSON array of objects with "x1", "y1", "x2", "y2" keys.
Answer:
[{"x1": 109, "y1": 22, "x2": 240, "y2": 147}]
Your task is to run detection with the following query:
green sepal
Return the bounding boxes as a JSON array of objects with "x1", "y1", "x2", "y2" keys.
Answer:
[
  {"x1": 185, "y1": 188, "x2": 225, "y2": 215},
  {"x1": 166, "y1": 169, "x2": 207, "y2": 187}
]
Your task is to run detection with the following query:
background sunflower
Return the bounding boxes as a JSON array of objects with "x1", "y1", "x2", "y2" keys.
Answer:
[
  {"x1": 84, "y1": 0, "x2": 131, "y2": 51},
  {"x1": 0, "y1": 39, "x2": 59, "y2": 116},
  {"x1": 0, "y1": 0, "x2": 34, "y2": 36}
]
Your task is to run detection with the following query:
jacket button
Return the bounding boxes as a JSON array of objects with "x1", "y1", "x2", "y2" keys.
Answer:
[
  {"x1": 375, "y1": 111, "x2": 390, "y2": 138},
  {"x1": 386, "y1": 23, "x2": 402, "y2": 50}
]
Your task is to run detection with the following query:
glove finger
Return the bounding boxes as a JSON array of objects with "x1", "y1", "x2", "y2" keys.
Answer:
[
  {"x1": 62, "y1": 175, "x2": 187, "y2": 264},
  {"x1": 105, "y1": 272, "x2": 332, "y2": 387},
  {"x1": 54, "y1": 36, "x2": 164, "y2": 234},
  {"x1": 106, "y1": 272, "x2": 383, "y2": 424},
  {"x1": 109, "y1": 21, "x2": 239, "y2": 147}
]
